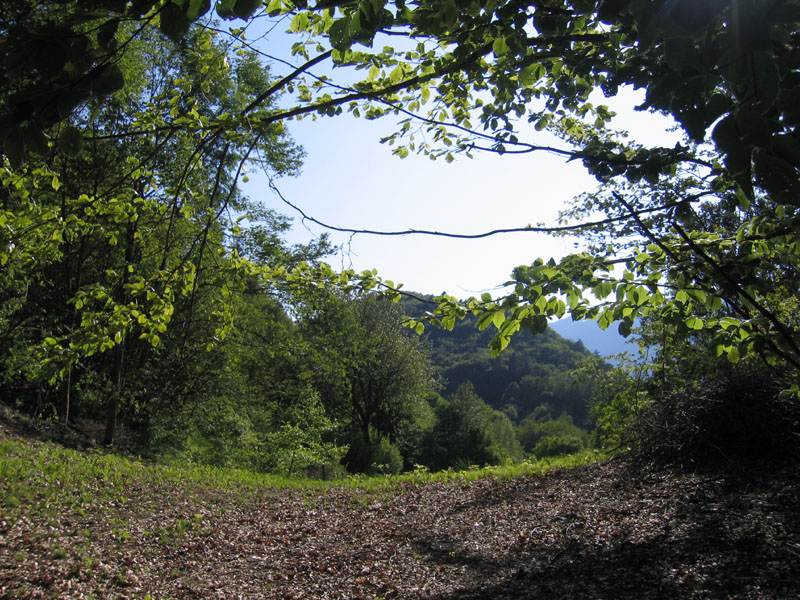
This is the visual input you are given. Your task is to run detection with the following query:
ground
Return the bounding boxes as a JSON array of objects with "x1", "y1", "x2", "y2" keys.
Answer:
[{"x1": 1, "y1": 411, "x2": 799, "y2": 599}]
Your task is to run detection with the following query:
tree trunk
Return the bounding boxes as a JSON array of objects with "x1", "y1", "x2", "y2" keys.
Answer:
[
  {"x1": 104, "y1": 340, "x2": 124, "y2": 446},
  {"x1": 104, "y1": 221, "x2": 136, "y2": 447},
  {"x1": 60, "y1": 367, "x2": 71, "y2": 424}
]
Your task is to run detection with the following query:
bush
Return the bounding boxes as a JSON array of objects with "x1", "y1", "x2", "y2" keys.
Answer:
[
  {"x1": 591, "y1": 389, "x2": 649, "y2": 451},
  {"x1": 370, "y1": 436, "x2": 404, "y2": 475},
  {"x1": 261, "y1": 389, "x2": 347, "y2": 477},
  {"x1": 517, "y1": 413, "x2": 589, "y2": 454},
  {"x1": 632, "y1": 369, "x2": 800, "y2": 465},
  {"x1": 344, "y1": 429, "x2": 404, "y2": 474},
  {"x1": 533, "y1": 434, "x2": 585, "y2": 458}
]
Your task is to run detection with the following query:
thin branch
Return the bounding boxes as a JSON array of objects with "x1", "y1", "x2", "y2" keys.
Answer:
[
  {"x1": 268, "y1": 179, "x2": 696, "y2": 239},
  {"x1": 614, "y1": 191, "x2": 800, "y2": 370},
  {"x1": 242, "y1": 50, "x2": 334, "y2": 116},
  {"x1": 671, "y1": 220, "x2": 800, "y2": 367}
]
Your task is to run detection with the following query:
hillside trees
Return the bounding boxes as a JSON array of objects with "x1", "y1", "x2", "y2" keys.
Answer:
[
  {"x1": 401, "y1": 295, "x2": 597, "y2": 424},
  {"x1": 419, "y1": 381, "x2": 523, "y2": 470},
  {"x1": 0, "y1": 19, "x2": 305, "y2": 446}
]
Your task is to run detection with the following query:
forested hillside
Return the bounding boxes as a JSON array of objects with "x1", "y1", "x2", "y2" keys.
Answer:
[{"x1": 402, "y1": 295, "x2": 597, "y2": 425}]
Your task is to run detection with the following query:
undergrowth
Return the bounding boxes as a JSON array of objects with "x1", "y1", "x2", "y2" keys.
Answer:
[{"x1": 0, "y1": 431, "x2": 604, "y2": 523}]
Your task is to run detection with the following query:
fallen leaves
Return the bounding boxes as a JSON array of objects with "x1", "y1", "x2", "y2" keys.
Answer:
[{"x1": 2, "y1": 426, "x2": 800, "y2": 599}]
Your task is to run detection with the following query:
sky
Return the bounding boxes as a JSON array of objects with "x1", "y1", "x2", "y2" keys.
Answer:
[{"x1": 243, "y1": 27, "x2": 681, "y2": 299}]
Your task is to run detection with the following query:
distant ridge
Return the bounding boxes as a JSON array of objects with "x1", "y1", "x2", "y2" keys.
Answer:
[{"x1": 549, "y1": 317, "x2": 638, "y2": 358}]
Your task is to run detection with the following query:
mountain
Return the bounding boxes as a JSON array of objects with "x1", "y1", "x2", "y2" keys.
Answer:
[{"x1": 549, "y1": 317, "x2": 640, "y2": 358}]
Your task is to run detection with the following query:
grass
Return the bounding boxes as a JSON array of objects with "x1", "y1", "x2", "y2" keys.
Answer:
[
  {"x1": 0, "y1": 433, "x2": 604, "y2": 524},
  {"x1": 0, "y1": 432, "x2": 605, "y2": 598},
  {"x1": 342, "y1": 450, "x2": 605, "y2": 491}
]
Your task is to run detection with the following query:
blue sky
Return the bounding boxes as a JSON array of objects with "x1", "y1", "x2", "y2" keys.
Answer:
[{"x1": 243, "y1": 25, "x2": 680, "y2": 299}]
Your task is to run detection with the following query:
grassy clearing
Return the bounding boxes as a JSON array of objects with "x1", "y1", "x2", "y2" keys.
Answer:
[{"x1": 0, "y1": 432, "x2": 604, "y2": 525}]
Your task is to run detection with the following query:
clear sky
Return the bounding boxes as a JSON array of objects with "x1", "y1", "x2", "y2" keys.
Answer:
[{"x1": 243, "y1": 27, "x2": 680, "y2": 299}]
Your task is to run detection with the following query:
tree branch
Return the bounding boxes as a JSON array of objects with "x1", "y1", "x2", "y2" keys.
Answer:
[{"x1": 268, "y1": 178, "x2": 696, "y2": 239}]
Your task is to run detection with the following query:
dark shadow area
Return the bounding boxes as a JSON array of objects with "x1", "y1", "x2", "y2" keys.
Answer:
[{"x1": 422, "y1": 461, "x2": 800, "y2": 599}]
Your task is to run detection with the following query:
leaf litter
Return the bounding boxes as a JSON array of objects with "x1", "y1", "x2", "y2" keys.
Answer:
[{"x1": 1, "y1": 424, "x2": 799, "y2": 599}]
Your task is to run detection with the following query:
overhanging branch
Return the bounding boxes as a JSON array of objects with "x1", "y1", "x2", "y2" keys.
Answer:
[{"x1": 267, "y1": 178, "x2": 695, "y2": 239}]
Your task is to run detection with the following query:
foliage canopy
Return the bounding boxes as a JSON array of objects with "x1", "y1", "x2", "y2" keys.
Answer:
[{"x1": 2, "y1": 0, "x2": 800, "y2": 405}]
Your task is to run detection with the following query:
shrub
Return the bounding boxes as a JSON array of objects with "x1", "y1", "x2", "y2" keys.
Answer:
[
  {"x1": 533, "y1": 434, "x2": 585, "y2": 458},
  {"x1": 517, "y1": 413, "x2": 589, "y2": 454},
  {"x1": 370, "y1": 436, "x2": 404, "y2": 475},
  {"x1": 631, "y1": 369, "x2": 800, "y2": 465}
]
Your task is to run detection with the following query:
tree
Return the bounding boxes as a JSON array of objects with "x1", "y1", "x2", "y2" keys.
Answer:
[
  {"x1": 4, "y1": 1, "x2": 800, "y2": 388},
  {"x1": 420, "y1": 381, "x2": 522, "y2": 470},
  {"x1": 0, "y1": 17, "x2": 305, "y2": 446},
  {"x1": 299, "y1": 293, "x2": 435, "y2": 472}
]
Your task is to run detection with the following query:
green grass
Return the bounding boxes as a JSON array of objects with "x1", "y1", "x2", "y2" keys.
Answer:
[
  {"x1": 341, "y1": 450, "x2": 605, "y2": 491},
  {"x1": 0, "y1": 433, "x2": 605, "y2": 522}
]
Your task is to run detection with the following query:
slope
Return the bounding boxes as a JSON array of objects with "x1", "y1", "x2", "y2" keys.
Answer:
[
  {"x1": 400, "y1": 295, "x2": 602, "y2": 425},
  {"x1": 2, "y1": 417, "x2": 798, "y2": 599}
]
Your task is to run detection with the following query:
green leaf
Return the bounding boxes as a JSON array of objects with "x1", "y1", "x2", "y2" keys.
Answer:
[
  {"x1": 712, "y1": 114, "x2": 751, "y2": 177},
  {"x1": 593, "y1": 280, "x2": 612, "y2": 299},
  {"x1": 618, "y1": 319, "x2": 632, "y2": 337},
  {"x1": 91, "y1": 64, "x2": 125, "y2": 97},
  {"x1": 685, "y1": 316, "x2": 704, "y2": 330},
  {"x1": 290, "y1": 11, "x2": 309, "y2": 32},
  {"x1": 59, "y1": 126, "x2": 84, "y2": 158},
  {"x1": 3, "y1": 127, "x2": 26, "y2": 169},
  {"x1": 752, "y1": 51, "x2": 780, "y2": 110},
  {"x1": 727, "y1": 347, "x2": 740, "y2": 363},
  {"x1": 441, "y1": 314, "x2": 456, "y2": 330},
  {"x1": 476, "y1": 311, "x2": 494, "y2": 330},
  {"x1": 160, "y1": 2, "x2": 191, "y2": 41},
  {"x1": 216, "y1": 0, "x2": 237, "y2": 18},
  {"x1": 234, "y1": 0, "x2": 261, "y2": 19},
  {"x1": 389, "y1": 65, "x2": 404, "y2": 84},
  {"x1": 519, "y1": 64, "x2": 544, "y2": 86},
  {"x1": 489, "y1": 334, "x2": 510, "y2": 357},
  {"x1": 492, "y1": 36, "x2": 509, "y2": 57},
  {"x1": 597, "y1": 309, "x2": 613, "y2": 331},
  {"x1": 328, "y1": 17, "x2": 352, "y2": 50},
  {"x1": 97, "y1": 20, "x2": 120, "y2": 49},
  {"x1": 491, "y1": 310, "x2": 505, "y2": 329},
  {"x1": 187, "y1": 0, "x2": 212, "y2": 19},
  {"x1": 443, "y1": 0, "x2": 458, "y2": 28},
  {"x1": 753, "y1": 149, "x2": 800, "y2": 206}
]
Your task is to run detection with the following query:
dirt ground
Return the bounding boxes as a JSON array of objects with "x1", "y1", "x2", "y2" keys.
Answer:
[{"x1": 2, "y1": 413, "x2": 799, "y2": 599}]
